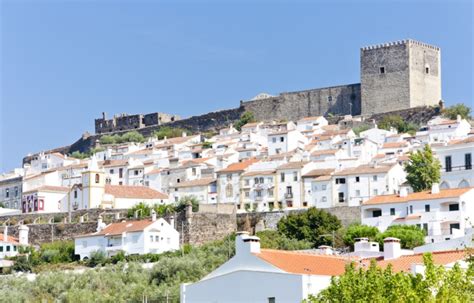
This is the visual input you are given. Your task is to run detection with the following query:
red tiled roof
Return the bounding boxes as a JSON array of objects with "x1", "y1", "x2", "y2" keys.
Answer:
[
  {"x1": 242, "y1": 170, "x2": 275, "y2": 177},
  {"x1": 277, "y1": 161, "x2": 309, "y2": 170},
  {"x1": 255, "y1": 249, "x2": 353, "y2": 276},
  {"x1": 218, "y1": 158, "x2": 259, "y2": 173},
  {"x1": 96, "y1": 219, "x2": 155, "y2": 236},
  {"x1": 104, "y1": 185, "x2": 168, "y2": 199},
  {"x1": 23, "y1": 185, "x2": 70, "y2": 194},
  {"x1": 382, "y1": 142, "x2": 408, "y2": 149},
  {"x1": 334, "y1": 164, "x2": 395, "y2": 176},
  {"x1": 363, "y1": 187, "x2": 473, "y2": 205},
  {"x1": 311, "y1": 149, "x2": 339, "y2": 156},
  {"x1": 368, "y1": 250, "x2": 468, "y2": 273},
  {"x1": 302, "y1": 169, "x2": 334, "y2": 178},
  {"x1": 173, "y1": 178, "x2": 216, "y2": 188},
  {"x1": 1, "y1": 234, "x2": 19, "y2": 244}
]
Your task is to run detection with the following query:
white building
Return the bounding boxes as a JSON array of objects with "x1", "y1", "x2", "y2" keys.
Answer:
[
  {"x1": 433, "y1": 136, "x2": 473, "y2": 189},
  {"x1": 302, "y1": 169, "x2": 335, "y2": 208},
  {"x1": 267, "y1": 129, "x2": 307, "y2": 156},
  {"x1": 216, "y1": 158, "x2": 258, "y2": 205},
  {"x1": 276, "y1": 161, "x2": 316, "y2": 209},
  {"x1": 21, "y1": 185, "x2": 69, "y2": 213},
  {"x1": 0, "y1": 225, "x2": 29, "y2": 259},
  {"x1": 361, "y1": 185, "x2": 474, "y2": 243},
  {"x1": 170, "y1": 178, "x2": 217, "y2": 204},
  {"x1": 416, "y1": 116, "x2": 471, "y2": 144},
  {"x1": 74, "y1": 213, "x2": 179, "y2": 260},
  {"x1": 0, "y1": 170, "x2": 23, "y2": 210}
]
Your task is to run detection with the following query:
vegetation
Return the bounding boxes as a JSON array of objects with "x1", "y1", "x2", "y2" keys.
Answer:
[
  {"x1": 342, "y1": 224, "x2": 380, "y2": 248},
  {"x1": 234, "y1": 111, "x2": 256, "y2": 131},
  {"x1": 376, "y1": 225, "x2": 426, "y2": 249},
  {"x1": 256, "y1": 230, "x2": 312, "y2": 250},
  {"x1": 378, "y1": 115, "x2": 419, "y2": 135},
  {"x1": 99, "y1": 134, "x2": 115, "y2": 144},
  {"x1": 69, "y1": 147, "x2": 105, "y2": 159},
  {"x1": 277, "y1": 208, "x2": 342, "y2": 248},
  {"x1": 306, "y1": 254, "x2": 474, "y2": 302},
  {"x1": 202, "y1": 141, "x2": 213, "y2": 149},
  {"x1": 175, "y1": 196, "x2": 199, "y2": 213},
  {"x1": 154, "y1": 126, "x2": 190, "y2": 140},
  {"x1": 352, "y1": 124, "x2": 371, "y2": 136},
  {"x1": 404, "y1": 144, "x2": 441, "y2": 192},
  {"x1": 442, "y1": 103, "x2": 472, "y2": 120},
  {"x1": 127, "y1": 202, "x2": 177, "y2": 218}
]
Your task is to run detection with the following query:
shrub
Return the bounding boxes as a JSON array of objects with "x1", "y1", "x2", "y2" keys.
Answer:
[
  {"x1": 87, "y1": 250, "x2": 107, "y2": 267},
  {"x1": 234, "y1": 111, "x2": 256, "y2": 131},
  {"x1": 256, "y1": 230, "x2": 312, "y2": 250},
  {"x1": 376, "y1": 225, "x2": 425, "y2": 249},
  {"x1": 342, "y1": 224, "x2": 380, "y2": 247},
  {"x1": 378, "y1": 115, "x2": 419, "y2": 134},
  {"x1": 121, "y1": 131, "x2": 145, "y2": 143},
  {"x1": 154, "y1": 127, "x2": 189, "y2": 140},
  {"x1": 99, "y1": 135, "x2": 115, "y2": 145},
  {"x1": 442, "y1": 103, "x2": 471, "y2": 120},
  {"x1": 175, "y1": 196, "x2": 199, "y2": 213}
]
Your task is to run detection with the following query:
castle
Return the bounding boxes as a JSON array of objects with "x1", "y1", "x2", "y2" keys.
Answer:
[{"x1": 95, "y1": 39, "x2": 441, "y2": 134}]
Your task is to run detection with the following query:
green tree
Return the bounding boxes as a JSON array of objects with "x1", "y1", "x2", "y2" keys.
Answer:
[
  {"x1": 127, "y1": 202, "x2": 152, "y2": 218},
  {"x1": 307, "y1": 253, "x2": 474, "y2": 302},
  {"x1": 442, "y1": 103, "x2": 472, "y2": 120},
  {"x1": 86, "y1": 250, "x2": 107, "y2": 267},
  {"x1": 121, "y1": 131, "x2": 145, "y2": 143},
  {"x1": 378, "y1": 115, "x2": 419, "y2": 135},
  {"x1": 154, "y1": 126, "x2": 189, "y2": 140},
  {"x1": 112, "y1": 134, "x2": 124, "y2": 144},
  {"x1": 69, "y1": 151, "x2": 90, "y2": 159},
  {"x1": 175, "y1": 196, "x2": 199, "y2": 213},
  {"x1": 404, "y1": 144, "x2": 441, "y2": 192},
  {"x1": 234, "y1": 111, "x2": 256, "y2": 131},
  {"x1": 277, "y1": 208, "x2": 342, "y2": 248},
  {"x1": 99, "y1": 135, "x2": 115, "y2": 145},
  {"x1": 342, "y1": 224, "x2": 380, "y2": 247},
  {"x1": 376, "y1": 225, "x2": 425, "y2": 249},
  {"x1": 256, "y1": 230, "x2": 313, "y2": 250}
]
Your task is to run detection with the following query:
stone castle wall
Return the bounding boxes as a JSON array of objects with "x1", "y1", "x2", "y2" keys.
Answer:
[{"x1": 242, "y1": 84, "x2": 361, "y2": 122}]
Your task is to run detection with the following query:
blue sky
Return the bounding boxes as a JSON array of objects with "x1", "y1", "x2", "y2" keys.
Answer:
[{"x1": 1, "y1": 0, "x2": 472, "y2": 172}]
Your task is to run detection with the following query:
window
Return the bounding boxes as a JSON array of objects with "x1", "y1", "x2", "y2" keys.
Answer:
[
  {"x1": 177, "y1": 178, "x2": 181, "y2": 183},
  {"x1": 390, "y1": 208, "x2": 395, "y2": 216},
  {"x1": 150, "y1": 235, "x2": 154, "y2": 242},
  {"x1": 95, "y1": 174, "x2": 100, "y2": 184},
  {"x1": 192, "y1": 168, "x2": 197, "y2": 176},
  {"x1": 355, "y1": 190, "x2": 361, "y2": 196},
  {"x1": 14, "y1": 187, "x2": 18, "y2": 197},
  {"x1": 134, "y1": 170, "x2": 139, "y2": 176},
  {"x1": 373, "y1": 175, "x2": 378, "y2": 181},
  {"x1": 303, "y1": 202, "x2": 308, "y2": 207},
  {"x1": 425, "y1": 67, "x2": 430, "y2": 74},
  {"x1": 245, "y1": 191, "x2": 250, "y2": 198},
  {"x1": 272, "y1": 137, "x2": 276, "y2": 143},
  {"x1": 286, "y1": 186, "x2": 292, "y2": 195},
  {"x1": 226, "y1": 174, "x2": 232, "y2": 181},
  {"x1": 74, "y1": 190, "x2": 78, "y2": 199},
  {"x1": 335, "y1": 178, "x2": 346, "y2": 184},
  {"x1": 259, "y1": 177, "x2": 264, "y2": 184},
  {"x1": 409, "y1": 205, "x2": 413, "y2": 214},
  {"x1": 110, "y1": 169, "x2": 114, "y2": 174},
  {"x1": 322, "y1": 196, "x2": 327, "y2": 202},
  {"x1": 327, "y1": 96, "x2": 333, "y2": 102},
  {"x1": 0, "y1": 246, "x2": 3, "y2": 252},
  {"x1": 280, "y1": 173, "x2": 285, "y2": 182},
  {"x1": 5, "y1": 188, "x2": 9, "y2": 198},
  {"x1": 445, "y1": 156, "x2": 452, "y2": 172},
  {"x1": 293, "y1": 172, "x2": 298, "y2": 182},
  {"x1": 225, "y1": 184, "x2": 233, "y2": 198},
  {"x1": 268, "y1": 297, "x2": 276, "y2": 303},
  {"x1": 244, "y1": 179, "x2": 250, "y2": 186},
  {"x1": 380, "y1": 66, "x2": 385, "y2": 74},
  {"x1": 465, "y1": 153, "x2": 472, "y2": 170},
  {"x1": 6, "y1": 246, "x2": 10, "y2": 252},
  {"x1": 119, "y1": 168, "x2": 123, "y2": 178},
  {"x1": 338, "y1": 192, "x2": 345, "y2": 202},
  {"x1": 449, "y1": 203, "x2": 459, "y2": 211},
  {"x1": 322, "y1": 184, "x2": 327, "y2": 190},
  {"x1": 373, "y1": 189, "x2": 378, "y2": 196},
  {"x1": 119, "y1": 181, "x2": 123, "y2": 185},
  {"x1": 372, "y1": 210, "x2": 382, "y2": 217},
  {"x1": 256, "y1": 190, "x2": 262, "y2": 197},
  {"x1": 254, "y1": 177, "x2": 259, "y2": 184},
  {"x1": 268, "y1": 189, "x2": 273, "y2": 197},
  {"x1": 280, "y1": 137, "x2": 284, "y2": 142},
  {"x1": 450, "y1": 223, "x2": 460, "y2": 234},
  {"x1": 425, "y1": 204, "x2": 430, "y2": 212},
  {"x1": 423, "y1": 223, "x2": 428, "y2": 233},
  {"x1": 355, "y1": 176, "x2": 360, "y2": 183}
]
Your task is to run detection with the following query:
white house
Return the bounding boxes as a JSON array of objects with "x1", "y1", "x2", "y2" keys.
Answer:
[
  {"x1": 21, "y1": 185, "x2": 69, "y2": 213},
  {"x1": 180, "y1": 232, "x2": 348, "y2": 303},
  {"x1": 360, "y1": 127, "x2": 397, "y2": 146},
  {"x1": 302, "y1": 169, "x2": 335, "y2": 208},
  {"x1": 433, "y1": 136, "x2": 474, "y2": 189},
  {"x1": 267, "y1": 129, "x2": 307, "y2": 156},
  {"x1": 0, "y1": 225, "x2": 29, "y2": 260},
  {"x1": 276, "y1": 161, "x2": 316, "y2": 209},
  {"x1": 296, "y1": 116, "x2": 328, "y2": 132},
  {"x1": 216, "y1": 158, "x2": 259, "y2": 205},
  {"x1": 74, "y1": 213, "x2": 179, "y2": 260},
  {"x1": 0, "y1": 170, "x2": 23, "y2": 210},
  {"x1": 416, "y1": 116, "x2": 471, "y2": 144},
  {"x1": 170, "y1": 178, "x2": 217, "y2": 204},
  {"x1": 361, "y1": 185, "x2": 474, "y2": 243}
]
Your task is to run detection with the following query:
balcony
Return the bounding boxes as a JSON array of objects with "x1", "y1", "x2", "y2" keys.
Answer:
[{"x1": 444, "y1": 165, "x2": 472, "y2": 173}]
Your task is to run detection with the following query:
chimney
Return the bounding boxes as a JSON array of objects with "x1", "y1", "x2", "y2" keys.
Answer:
[
  {"x1": 399, "y1": 187, "x2": 408, "y2": 198},
  {"x1": 151, "y1": 209, "x2": 157, "y2": 222},
  {"x1": 235, "y1": 231, "x2": 260, "y2": 256},
  {"x1": 354, "y1": 237, "x2": 380, "y2": 253},
  {"x1": 3, "y1": 225, "x2": 7, "y2": 241},
  {"x1": 318, "y1": 245, "x2": 333, "y2": 255},
  {"x1": 18, "y1": 225, "x2": 29, "y2": 246},
  {"x1": 431, "y1": 183, "x2": 440, "y2": 194},
  {"x1": 97, "y1": 216, "x2": 105, "y2": 232},
  {"x1": 383, "y1": 237, "x2": 401, "y2": 260}
]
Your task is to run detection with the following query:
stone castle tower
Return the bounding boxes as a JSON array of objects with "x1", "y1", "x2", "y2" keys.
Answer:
[{"x1": 361, "y1": 39, "x2": 441, "y2": 115}]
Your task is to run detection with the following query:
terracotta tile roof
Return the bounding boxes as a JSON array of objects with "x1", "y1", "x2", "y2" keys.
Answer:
[
  {"x1": 102, "y1": 159, "x2": 129, "y2": 167},
  {"x1": 448, "y1": 136, "x2": 474, "y2": 145},
  {"x1": 145, "y1": 168, "x2": 162, "y2": 175},
  {"x1": 180, "y1": 158, "x2": 212, "y2": 168},
  {"x1": 242, "y1": 122, "x2": 261, "y2": 128},
  {"x1": 298, "y1": 116, "x2": 323, "y2": 122},
  {"x1": 218, "y1": 158, "x2": 259, "y2": 173},
  {"x1": 334, "y1": 164, "x2": 395, "y2": 176},
  {"x1": 382, "y1": 142, "x2": 408, "y2": 149},
  {"x1": 1, "y1": 234, "x2": 19, "y2": 244},
  {"x1": 104, "y1": 185, "x2": 168, "y2": 199},
  {"x1": 173, "y1": 177, "x2": 216, "y2": 188},
  {"x1": 96, "y1": 219, "x2": 155, "y2": 236},
  {"x1": 269, "y1": 130, "x2": 289, "y2": 136},
  {"x1": 363, "y1": 187, "x2": 473, "y2": 205},
  {"x1": 255, "y1": 249, "x2": 353, "y2": 276},
  {"x1": 302, "y1": 169, "x2": 334, "y2": 178},
  {"x1": 394, "y1": 214, "x2": 422, "y2": 221},
  {"x1": 277, "y1": 161, "x2": 309, "y2": 170},
  {"x1": 242, "y1": 170, "x2": 275, "y2": 177},
  {"x1": 311, "y1": 149, "x2": 339, "y2": 156},
  {"x1": 129, "y1": 148, "x2": 154, "y2": 155},
  {"x1": 369, "y1": 250, "x2": 468, "y2": 273}
]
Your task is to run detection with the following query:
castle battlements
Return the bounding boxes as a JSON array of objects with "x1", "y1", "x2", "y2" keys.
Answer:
[{"x1": 361, "y1": 39, "x2": 440, "y2": 51}]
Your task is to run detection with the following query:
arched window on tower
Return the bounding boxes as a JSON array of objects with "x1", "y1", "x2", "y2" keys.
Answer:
[{"x1": 95, "y1": 174, "x2": 100, "y2": 184}]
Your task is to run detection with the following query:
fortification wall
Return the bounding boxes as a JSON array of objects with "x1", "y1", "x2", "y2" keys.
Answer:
[{"x1": 243, "y1": 84, "x2": 361, "y2": 122}]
